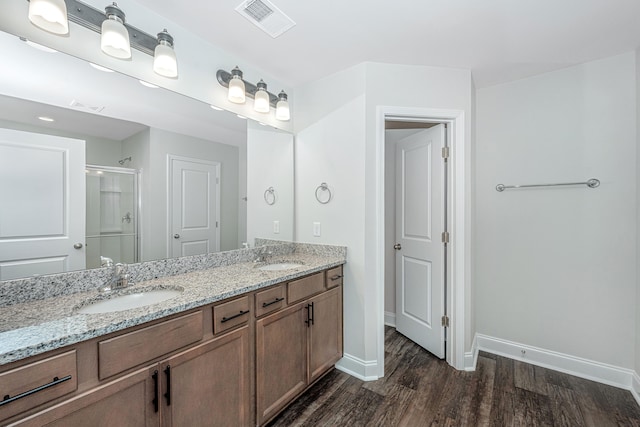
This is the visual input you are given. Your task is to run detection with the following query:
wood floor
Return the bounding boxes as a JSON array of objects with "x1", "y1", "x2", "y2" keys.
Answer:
[{"x1": 268, "y1": 327, "x2": 640, "y2": 426}]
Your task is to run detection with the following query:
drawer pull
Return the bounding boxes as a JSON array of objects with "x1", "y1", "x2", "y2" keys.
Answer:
[
  {"x1": 221, "y1": 310, "x2": 250, "y2": 323},
  {"x1": 305, "y1": 302, "x2": 315, "y2": 327},
  {"x1": 0, "y1": 375, "x2": 72, "y2": 407},
  {"x1": 330, "y1": 274, "x2": 343, "y2": 281},
  {"x1": 164, "y1": 366, "x2": 171, "y2": 406},
  {"x1": 152, "y1": 370, "x2": 159, "y2": 413},
  {"x1": 262, "y1": 297, "x2": 285, "y2": 308}
]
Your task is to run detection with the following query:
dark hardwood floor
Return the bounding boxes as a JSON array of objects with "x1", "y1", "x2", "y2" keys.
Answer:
[{"x1": 268, "y1": 327, "x2": 640, "y2": 426}]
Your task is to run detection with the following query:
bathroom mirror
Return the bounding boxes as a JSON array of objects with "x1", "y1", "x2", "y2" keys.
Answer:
[{"x1": 0, "y1": 30, "x2": 294, "y2": 281}]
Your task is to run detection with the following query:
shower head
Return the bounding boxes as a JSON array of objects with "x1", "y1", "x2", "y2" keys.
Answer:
[{"x1": 118, "y1": 156, "x2": 132, "y2": 165}]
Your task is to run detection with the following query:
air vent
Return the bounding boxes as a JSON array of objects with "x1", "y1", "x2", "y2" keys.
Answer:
[
  {"x1": 70, "y1": 99, "x2": 105, "y2": 113},
  {"x1": 235, "y1": 0, "x2": 296, "y2": 38}
]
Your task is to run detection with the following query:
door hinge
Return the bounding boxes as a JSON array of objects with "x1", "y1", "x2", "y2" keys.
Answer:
[
  {"x1": 441, "y1": 231, "x2": 449, "y2": 244},
  {"x1": 216, "y1": 221, "x2": 219, "y2": 228},
  {"x1": 441, "y1": 146, "x2": 449, "y2": 161},
  {"x1": 441, "y1": 315, "x2": 450, "y2": 328}
]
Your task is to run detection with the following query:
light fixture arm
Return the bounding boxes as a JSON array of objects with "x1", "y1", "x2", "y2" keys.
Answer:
[
  {"x1": 50, "y1": 0, "x2": 158, "y2": 56},
  {"x1": 216, "y1": 69, "x2": 280, "y2": 108}
]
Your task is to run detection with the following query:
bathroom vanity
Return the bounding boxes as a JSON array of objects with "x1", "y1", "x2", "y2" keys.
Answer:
[{"x1": 0, "y1": 247, "x2": 345, "y2": 426}]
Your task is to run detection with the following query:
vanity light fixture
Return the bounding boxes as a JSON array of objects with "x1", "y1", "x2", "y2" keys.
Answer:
[
  {"x1": 26, "y1": 0, "x2": 179, "y2": 77},
  {"x1": 217, "y1": 68, "x2": 291, "y2": 121},
  {"x1": 254, "y1": 80, "x2": 270, "y2": 113},
  {"x1": 153, "y1": 29, "x2": 178, "y2": 78},
  {"x1": 228, "y1": 66, "x2": 246, "y2": 104},
  {"x1": 275, "y1": 91, "x2": 290, "y2": 121},
  {"x1": 28, "y1": 0, "x2": 69, "y2": 35},
  {"x1": 101, "y1": 2, "x2": 131, "y2": 59}
]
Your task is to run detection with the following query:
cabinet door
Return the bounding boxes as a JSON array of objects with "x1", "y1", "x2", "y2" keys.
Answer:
[
  {"x1": 309, "y1": 286, "x2": 343, "y2": 383},
  {"x1": 256, "y1": 303, "x2": 307, "y2": 425},
  {"x1": 160, "y1": 326, "x2": 250, "y2": 427},
  {"x1": 11, "y1": 366, "x2": 158, "y2": 427}
]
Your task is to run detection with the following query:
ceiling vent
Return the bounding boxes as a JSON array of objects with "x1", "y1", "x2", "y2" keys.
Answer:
[
  {"x1": 235, "y1": 0, "x2": 296, "y2": 38},
  {"x1": 70, "y1": 99, "x2": 105, "y2": 113}
]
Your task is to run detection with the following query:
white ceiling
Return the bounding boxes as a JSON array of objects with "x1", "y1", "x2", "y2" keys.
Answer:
[{"x1": 134, "y1": 0, "x2": 640, "y2": 88}]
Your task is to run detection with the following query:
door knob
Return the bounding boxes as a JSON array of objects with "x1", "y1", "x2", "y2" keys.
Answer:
[
  {"x1": 73, "y1": 243, "x2": 83, "y2": 249},
  {"x1": 393, "y1": 243, "x2": 402, "y2": 250},
  {"x1": 173, "y1": 234, "x2": 180, "y2": 239}
]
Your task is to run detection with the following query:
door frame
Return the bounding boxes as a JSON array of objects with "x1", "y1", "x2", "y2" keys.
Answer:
[
  {"x1": 376, "y1": 106, "x2": 468, "y2": 374},
  {"x1": 166, "y1": 154, "x2": 221, "y2": 258}
]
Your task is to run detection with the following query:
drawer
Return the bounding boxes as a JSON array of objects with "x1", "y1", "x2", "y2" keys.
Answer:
[
  {"x1": 287, "y1": 272, "x2": 325, "y2": 304},
  {"x1": 326, "y1": 266, "x2": 344, "y2": 289},
  {"x1": 213, "y1": 296, "x2": 250, "y2": 334},
  {"x1": 0, "y1": 350, "x2": 77, "y2": 422},
  {"x1": 98, "y1": 311, "x2": 203, "y2": 380},
  {"x1": 255, "y1": 284, "x2": 286, "y2": 317}
]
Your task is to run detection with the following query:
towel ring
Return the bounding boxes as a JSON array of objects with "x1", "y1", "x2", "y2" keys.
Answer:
[
  {"x1": 315, "y1": 182, "x2": 332, "y2": 204},
  {"x1": 264, "y1": 187, "x2": 276, "y2": 205}
]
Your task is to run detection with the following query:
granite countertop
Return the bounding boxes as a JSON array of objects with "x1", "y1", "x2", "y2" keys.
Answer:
[{"x1": 0, "y1": 252, "x2": 345, "y2": 366}]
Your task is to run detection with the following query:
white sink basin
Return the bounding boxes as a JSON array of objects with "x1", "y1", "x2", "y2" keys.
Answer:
[
  {"x1": 258, "y1": 262, "x2": 303, "y2": 271},
  {"x1": 77, "y1": 289, "x2": 183, "y2": 314}
]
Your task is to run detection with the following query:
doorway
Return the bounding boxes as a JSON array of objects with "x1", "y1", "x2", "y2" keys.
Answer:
[
  {"x1": 376, "y1": 106, "x2": 468, "y2": 375},
  {"x1": 385, "y1": 121, "x2": 448, "y2": 359}
]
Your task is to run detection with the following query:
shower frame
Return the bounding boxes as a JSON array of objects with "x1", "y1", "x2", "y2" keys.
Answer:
[{"x1": 85, "y1": 164, "x2": 141, "y2": 264}]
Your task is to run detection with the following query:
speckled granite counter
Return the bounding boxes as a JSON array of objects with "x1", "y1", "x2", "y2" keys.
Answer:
[{"x1": 0, "y1": 249, "x2": 345, "y2": 366}]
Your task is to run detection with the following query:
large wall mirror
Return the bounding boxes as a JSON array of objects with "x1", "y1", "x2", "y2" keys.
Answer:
[{"x1": 0, "y1": 30, "x2": 294, "y2": 281}]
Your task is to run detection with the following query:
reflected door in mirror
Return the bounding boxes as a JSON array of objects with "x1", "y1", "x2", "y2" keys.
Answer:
[
  {"x1": 0, "y1": 128, "x2": 85, "y2": 280},
  {"x1": 169, "y1": 156, "x2": 220, "y2": 257}
]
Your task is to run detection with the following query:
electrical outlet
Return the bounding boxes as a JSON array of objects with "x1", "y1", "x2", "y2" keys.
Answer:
[
  {"x1": 273, "y1": 220, "x2": 280, "y2": 234},
  {"x1": 313, "y1": 222, "x2": 321, "y2": 237}
]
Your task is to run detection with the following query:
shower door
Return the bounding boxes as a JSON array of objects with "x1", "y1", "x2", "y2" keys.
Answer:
[{"x1": 85, "y1": 165, "x2": 139, "y2": 269}]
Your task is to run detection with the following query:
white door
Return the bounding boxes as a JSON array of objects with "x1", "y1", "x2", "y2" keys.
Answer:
[
  {"x1": 169, "y1": 156, "x2": 220, "y2": 257},
  {"x1": 395, "y1": 124, "x2": 446, "y2": 358},
  {"x1": 0, "y1": 128, "x2": 85, "y2": 280}
]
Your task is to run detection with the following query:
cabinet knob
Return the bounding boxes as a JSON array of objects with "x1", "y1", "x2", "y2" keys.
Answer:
[
  {"x1": 73, "y1": 243, "x2": 83, "y2": 249},
  {"x1": 173, "y1": 234, "x2": 180, "y2": 239},
  {"x1": 393, "y1": 243, "x2": 402, "y2": 250}
]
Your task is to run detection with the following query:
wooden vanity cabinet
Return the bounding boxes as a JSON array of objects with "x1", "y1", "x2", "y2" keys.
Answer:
[
  {"x1": 256, "y1": 269, "x2": 343, "y2": 426},
  {"x1": 9, "y1": 365, "x2": 158, "y2": 427},
  {"x1": 3, "y1": 264, "x2": 342, "y2": 427}
]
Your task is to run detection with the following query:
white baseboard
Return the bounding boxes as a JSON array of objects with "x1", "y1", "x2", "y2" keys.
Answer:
[
  {"x1": 631, "y1": 372, "x2": 640, "y2": 406},
  {"x1": 335, "y1": 353, "x2": 379, "y2": 382},
  {"x1": 464, "y1": 334, "x2": 479, "y2": 372},
  {"x1": 476, "y1": 334, "x2": 635, "y2": 390},
  {"x1": 384, "y1": 311, "x2": 396, "y2": 327}
]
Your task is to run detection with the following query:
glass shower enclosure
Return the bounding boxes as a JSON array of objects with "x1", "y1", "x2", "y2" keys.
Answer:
[{"x1": 85, "y1": 165, "x2": 139, "y2": 269}]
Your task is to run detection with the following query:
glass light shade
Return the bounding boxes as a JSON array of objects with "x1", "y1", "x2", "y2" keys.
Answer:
[
  {"x1": 101, "y1": 17, "x2": 131, "y2": 59},
  {"x1": 254, "y1": 89, "x2": 270, "y2": 113},
  {"x1": 228, "y1": 77, "x2": 246, "y2": 104},
  {"x1": 153, "y1": 43, "x2": 178, "y2": 78},
  {"x1": 28, "y1": 0, "x2": 69, "y2": 35},
  {"x1": 276, "y1": 99, "x2": 290, "y2": 121}
]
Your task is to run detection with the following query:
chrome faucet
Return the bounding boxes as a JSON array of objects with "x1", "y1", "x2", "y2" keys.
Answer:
[
  {"x1": 253, "y1": 247, "x2": 272, "y2": 263},
  {"x1": 100, "y1": 263, "x2": 132, "y2": 293}
]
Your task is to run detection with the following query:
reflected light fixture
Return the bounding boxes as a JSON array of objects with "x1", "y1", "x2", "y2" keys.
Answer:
[
  {"x1": 37, "y1": 116, "x2": 55, "y2": 122},
  {"x1": 139, "y1": 80, "x2": 159, "y2": 89},
  {"x1": 89, "y1": 62, "x2": 114, "y2": 72},
  {"x1": 254, "y1": 80, "x2": 270, "y2": 113},
  {"x1": 101, "y1": 2, "x2": 131, "y2": 59},
  {"x1": 275, "y1": 91, "x2": 290, "y2": 121},
  {"x1": 20, "y1": 37, "x2": 58, "y2": 53},
  {"x1": 217, "y1": 68, "x2": 291, "y2": 121},
  {"x1": 210, "y1": 105, "x2": 223, "y2": 111},
  {"x1": 153, "y1": 29, "x2": 178, "y2": 78},
  {"x1": 28, "y1": 0, "x2": 69, "y2": 35},
  {"x1": 228, "y1": 66, "x2": 246, "y2": 104}
]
